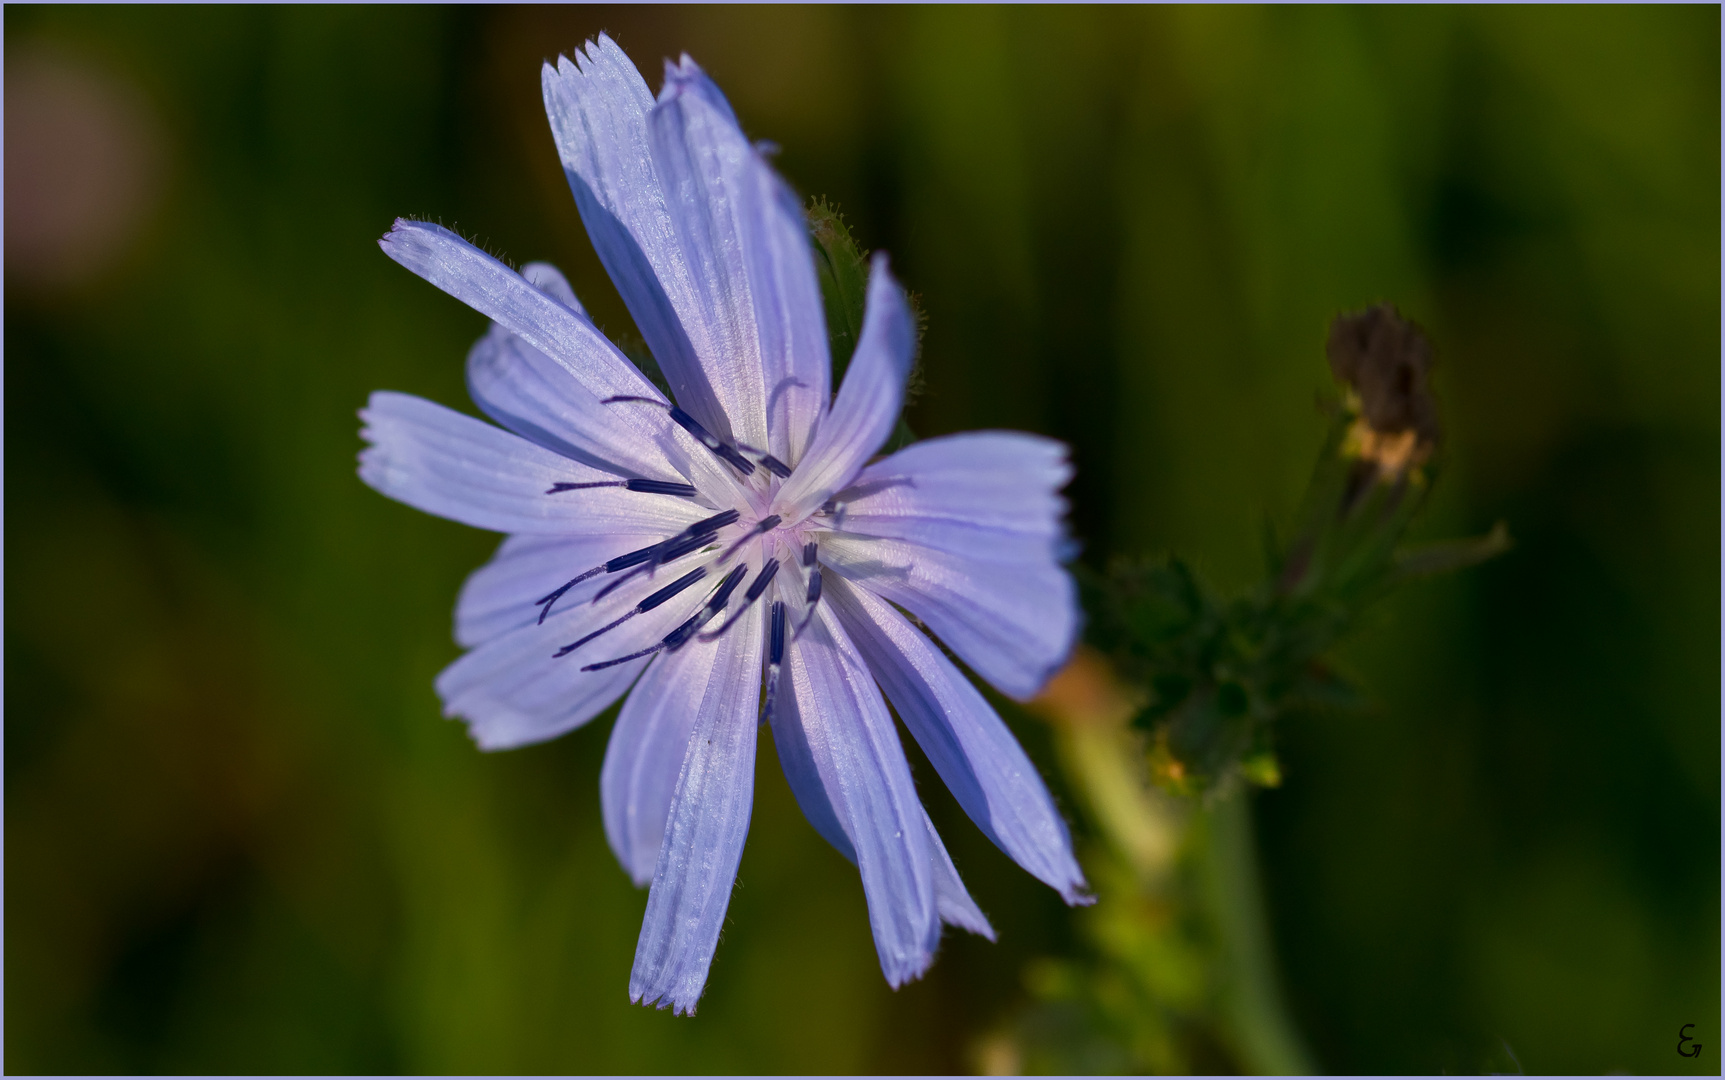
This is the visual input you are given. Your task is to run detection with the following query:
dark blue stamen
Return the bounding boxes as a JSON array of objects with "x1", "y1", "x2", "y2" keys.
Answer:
[
  {"x1": 638, "y1": 567, "x2": 708, "y2": 612},
  {"x1": 720, "y1": 514, "x2": 781, "y2": 562},
  {"x1": 732, "y1": 441, "x2": 794, "y2": 480},
  {"x1": 584, "y1": 564, "x2": 751, "y2": 669},
  {"x1": 555, "y1": 567, "x2": 708, "y2": 657},
  {"x1": 661, "y1": 565, "x2": 749, "y2": 651},
  {"x1": 626, "y1": 479, "x2": 699, "y2": 497},
  {"x1": 556, "y1": 609, "x2": 635, "y2": 656},
  {"x1": 599, "y1": 395, "x2": 758, "y2": 478},
  {"x1": 591, "y1": 510, "x2": 739, "y2": 603},
  {"x1": 770, "y1": 601, "x2": 786, "y2": 666},
  {"x1": 699, "y1": 558, "x2": 780, "y2": 643},
  {"x1": 688, "y1": 508, "x2": 742, "y2": 535},
  {"x1": 545, "y1": 478, "x2": 699, "y2": 498},
  {"x1": 536, "y1": 576, "x2": 587, "y2": 624},
  {"x1": 593, "y1": 531, "x2": 717, "y2": 604},
  {"x1": 657, "y1": 616, "x2": 704, "y2": 653},
  {"x1": 657, "y1": 529, "x2": 721, "y2": 564},
  {"x1": 580, "y1": 642, "x2": 664, "y2": 672},
  {"x1": 706, "y1": 563, "x2": 750, "y2": 611},
  {"x1": 606, "y1": 544, "x2": 661, "y2": 574},
  {"x1": 540, "y1": 511, "x2": 742, "y2": 623},
  {"x1": 792, "y1": 553, "x2": 823, "y2": 639},
  {"x1": 668, "y1": 407, "x2": 756, "y2": 476},
  {"x1": 746, "y1": 558, "x2": 782, "y2": 603},
  {"x1": 760, "y1": 601, "x2": 787, "y2": 727}
]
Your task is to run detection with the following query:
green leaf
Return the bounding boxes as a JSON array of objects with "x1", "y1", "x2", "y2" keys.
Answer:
[
  {"x1": 1390, "y1": 520, "x2": 1512, "y2": 581},
  {"x1": 808, "y1": 197, "x2": 923, "y2": 450},
  {"x1": 807, "y1": 197, "x2": 869, "y2": 384}
]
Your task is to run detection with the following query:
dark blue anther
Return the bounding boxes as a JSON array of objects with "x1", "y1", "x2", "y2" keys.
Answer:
[
  {"x1": 805, "y1": 568, "x2": 822, "y2": 606},
  {"x1": 639, "y1": 566, "x2": 707, "y2": 612},
  {"x1": 600, "y1": 511, "x2": 738, "y2": 580},
  {"x1": 698, "y1": 559, "x2": 780, "y2": 643},
  {"x1": 803, "y1": 541, "x2": 818, "y2": 567},
  {"x1": 688, "y1": 508, "x2": 742, "y2": 535},
  {"x1": 714, "y1": 443, "x2": 757, "y2": 475},
  {"x1": 600, "y1": 395, "x2": 758, "y2": 478},
  {"x1": 669, "y1": 406, "x2": 756, "y2": 477},
  {"x1": 546, "y1": 478, "x2": 699, "y2": 497},
  {"x1": 605, "y1": 544, "x2": 660, "y2": 574},
  {"x1": 658, "y1": 615, "x2": 704, "y2": 652},
  {"x1": 758, "y1": 454, "x2": 793, "y2": 479},
  {"x1": 660, "y1": 565, "x2": 750, "y2": 653},
  {"x1": 594, "y1": 533, "x2": 714, "y2": 604},
  {"x1": 745, "y1": 558, "x2": 781, "y2": 603},
  {"x1": 556, "y1": 566, "x2": 710, "y2": 657},
  {"x1": 770, "y1": 601, "x2": 786, "y2": 665},
  {"x1": 655, "y1": 529, "x2": 720, "y2": 565},
  {"x1": 706, "y1": 563, "x2": 750, "y2": 612},
  {"x1": 625, "y1": 479, "x2": 699, "y2": 497},
  {"x1": 667, "y1": 406, "x2": 717, "y2": 446}
]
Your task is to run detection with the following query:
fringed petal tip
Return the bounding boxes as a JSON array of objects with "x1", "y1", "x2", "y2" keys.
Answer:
[
  {"x1": 440, "y1": 698, "x2": 538, "y2": 754},
  {"x1": 655, "y1": 52, "x2": 738, "y2": 128},
  {"x1": 629, "y1": 987, "x2": 699, "y2": 1017}
]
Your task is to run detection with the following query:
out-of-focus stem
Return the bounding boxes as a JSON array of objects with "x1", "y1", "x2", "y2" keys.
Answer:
[
  {"x1": 1034, "y1": 649, "x2": 1180, "y2": 882},
  {"x1": 1031, "y1": 647, "x2": 1315, "y2": 1075},
  {"x1": 1200, "y1": 793, "x2": 1316, "y2": 1075}
]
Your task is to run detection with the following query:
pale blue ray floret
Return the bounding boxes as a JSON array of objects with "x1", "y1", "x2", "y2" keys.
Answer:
[{"x1": 358, "y1": 34, "x2": 1090, "y2": 1015}]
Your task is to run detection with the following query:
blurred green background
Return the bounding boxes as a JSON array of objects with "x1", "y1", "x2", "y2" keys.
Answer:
[{"x1": 5, "y1": 5, "x2": 1717, "y2": 1074}]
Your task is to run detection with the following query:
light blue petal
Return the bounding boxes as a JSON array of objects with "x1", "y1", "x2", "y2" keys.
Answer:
[
  {"x1": 774, "y1": 254, "x2": 916, "y2": 517},
  {"x1": 377, "y1": 221, "x2": 668, "y2": 438},
  {"x1": 770, "y1": 710, "x2": 993, "y2": 941},
  {"x1": 648, "y1": 55, "x2": 831, "y2": 461},
  {"x1": 544, "y1": 39, "x2": 829, "y2": 461},
  {"x1": 465, "y1": 261, "x2": 684, "y2": 482},
  {"x1": 541, "y1": 40, "x2": 730, "y2": 441},
  {"x1": 834, "y1": 431, "x2": 1071, "y2": 560},
  {"x1": 820, "y1": 531, "x2": 1077, "y2": 701},
  {"x1": 601, "y1": 605, "x2": 754, "y2": 886},
  {"x1": 827, "y1": 574, "x2": 1090, "y2": 905},
  {"x1": 765, "y1": 669, "x2": 857, "y2": 863},
  {"x1": 775, "y1": 601, "x2": 938, "y2": 987},
  {"x1": 358, "y1": 391, "x2": 708, "y2": 537},
  {"x1": 436, "y1": 573, "x2": 694, "y2": 751},
  {"x1": 454, "y1": 531, "x2": 661, "y2": 648},
  {"x1": 922, "y1": 807, "x2": 996, "y2": 941},
  {"x1": 629, "y1": 601, "x2": 765, "y2": 1015}
]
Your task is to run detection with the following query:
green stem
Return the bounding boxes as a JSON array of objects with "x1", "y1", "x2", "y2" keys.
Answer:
[{"x1": 1199, "y1": 794, "x2": 1317, "y2": 1075}]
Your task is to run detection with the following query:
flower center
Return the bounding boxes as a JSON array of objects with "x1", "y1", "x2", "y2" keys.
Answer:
[{"x1": 532, "y1": 397, "x2": 836, "y2": 680}]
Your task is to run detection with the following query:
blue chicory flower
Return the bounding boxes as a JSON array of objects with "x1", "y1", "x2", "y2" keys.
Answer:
[{"x1": 359, "y1": 34, "x2": 1089, "y2": 1015}]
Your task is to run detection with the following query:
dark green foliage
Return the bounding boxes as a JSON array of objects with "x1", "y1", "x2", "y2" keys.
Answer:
[{"x1": 1084, "y1": 310, "x2": 1507, "y2": 795}]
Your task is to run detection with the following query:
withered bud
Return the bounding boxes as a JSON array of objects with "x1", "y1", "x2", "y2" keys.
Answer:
[{"x1": 1326, "y1": 304, "x2": 1440, "y2": 445}]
